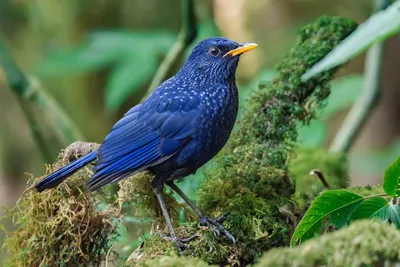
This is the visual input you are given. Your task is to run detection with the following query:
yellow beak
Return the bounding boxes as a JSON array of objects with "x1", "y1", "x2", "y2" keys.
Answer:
[{"x1": 223, "y1": 42, "x2": 258, "y2": 57}]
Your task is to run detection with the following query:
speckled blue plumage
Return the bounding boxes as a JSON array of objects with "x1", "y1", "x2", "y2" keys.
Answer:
[{"x1": 35, "y1": 37, "x2": 243, "y2": 193}]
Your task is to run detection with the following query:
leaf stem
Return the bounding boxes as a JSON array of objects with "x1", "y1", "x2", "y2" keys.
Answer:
[
  {"x1": 329, "y1": 0, "x2": 390, "y2": 153},
  {"x1": 309, "y1": 169, "x2": 331, "y2": 189},
  {"x1": 0, "y1": 36, "x2": 84, "y2": 162},
  {"x1": 146, "y1": 0, "x2": 197, "y2": 94},
  {"x1": 364, "y1": 193, "x2": 388, "y2": 199}
]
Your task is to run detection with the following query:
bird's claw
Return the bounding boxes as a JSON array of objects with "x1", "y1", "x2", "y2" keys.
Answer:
[
  {"x1": 214, "y1": 213, "x2": 228, "y2": 223},
  {"x1": 199, "y1": 215, "x2": 236, "y2": 243},
  {"x1": 159, "y1": 233, "x2": 199, "y2": 255}
]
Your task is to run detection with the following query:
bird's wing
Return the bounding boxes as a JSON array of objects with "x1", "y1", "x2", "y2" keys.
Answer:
[{"x1": 87, "y1": 94, "x2": 203, "y2": 191}]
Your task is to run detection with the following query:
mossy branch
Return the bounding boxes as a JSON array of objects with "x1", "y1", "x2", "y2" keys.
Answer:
[
  {"x1": 256, "y1": 220, "x2": 400, "y2": 267},
  {"x1": 133, "y1": 16, "x2": 358, "y2": 266},
  {"x1": 146, "y1": 0, "x2": 197, "y2": 94},
  {"x1": 0, "y1": 36, "x2": 84, "y2": 162}
]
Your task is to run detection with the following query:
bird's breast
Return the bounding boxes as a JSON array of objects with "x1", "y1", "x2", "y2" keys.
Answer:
[{"x1": 193, "y1": 84, "x2": 238, "y2": 162}]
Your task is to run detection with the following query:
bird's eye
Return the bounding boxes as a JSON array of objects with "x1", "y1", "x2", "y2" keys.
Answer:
[{"x1": 208, "y1": 47, "x2": 220, "y2": 57}]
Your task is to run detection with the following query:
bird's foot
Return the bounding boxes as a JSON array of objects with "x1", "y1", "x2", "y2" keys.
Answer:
[
  {"x1": 159, "y1": 234, "x2": 198, "y2": 255},
  {"x1": 199, "y1": 215, "x2": 236, "y2": 243}
]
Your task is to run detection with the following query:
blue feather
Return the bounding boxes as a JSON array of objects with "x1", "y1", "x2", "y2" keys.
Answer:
[
  {"x1": 88, "y1": 139, "x2": 163, "y2": 191},
  {"x1": 35, "y1": 152, "x2": 96, "y2": 192}
]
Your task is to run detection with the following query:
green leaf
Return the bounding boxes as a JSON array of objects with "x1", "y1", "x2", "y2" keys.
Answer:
[
  {"x1": 302, "y1": 1, "x2": 400, "y2": 81},
  {"x1": 388, "y1": 204, "x2": 400, "y2": 229},
  {"x1": 297, "y1": 120, "x2": 327, "y2": 148},
  {"x1": 34, "y1": 46, "x2": 121, "y2": 76},
  {"x1": 321, "y1": 75, "x2": 364, "y2": 118},
  {"x1": 329, "y1": 200, "x2": 361, "y2": 229},
  {"x1": 105, "y1": 53, "x2": 157, "y2": 111},
  {"x1": 88, "y1": 30, "x2": 174, "y2": 55},
  {"x1": 383, "y1": 157, "x2": 400, "y2": 197},
  {"x1": 291, "y1": 190, "x2": 363, "y2": 246},
  {"x1": 350, "y1": 197, "x2": 389, "y2": 222}
]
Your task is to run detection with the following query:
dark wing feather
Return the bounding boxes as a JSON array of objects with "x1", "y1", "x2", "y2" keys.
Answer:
[{"x1": 87, "y1": 93, "x2": 202, "y2": 191}]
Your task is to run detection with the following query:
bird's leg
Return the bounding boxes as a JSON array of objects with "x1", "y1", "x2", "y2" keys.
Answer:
[
  {"x1": 152, "y1": 181, "x2": 188, "y2": 254},
  {"x1": 167, "y1": 181, "x2": 236, "y2": 243}
]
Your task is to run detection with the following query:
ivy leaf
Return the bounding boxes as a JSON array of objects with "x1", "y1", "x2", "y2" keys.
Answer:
[
  {"x1": 350, "y1": 197, "x2": 389, "y2": 222},
  {"x1": 383, "y1": 157, "x2": 400, "y2": 197},
  {"x1": 388, "y1": 204, "x2": 400, "y2": 229},
  {"x1": 291, "y1": 190, "x2": 363, "y2": 246}
]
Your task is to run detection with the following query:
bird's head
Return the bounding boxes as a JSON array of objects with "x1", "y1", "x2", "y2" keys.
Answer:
[{"x1": 178, "y1": 37, "x2": 258, "y2": 83}]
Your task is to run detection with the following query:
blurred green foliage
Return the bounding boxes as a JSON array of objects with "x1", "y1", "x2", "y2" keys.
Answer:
[
  {"x1": 298, "y1": 75, "x2": 364, "y2": 148},
  {"x1": 350, "y1": 139, "x2": 400, "y2": 175},
  {"x1": 34, "y1": 30, "x2": 176, "y2": 110}
]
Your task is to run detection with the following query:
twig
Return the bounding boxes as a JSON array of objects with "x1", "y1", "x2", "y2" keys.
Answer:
[
  {"x1": 105, "y1": 244, "x2": 115, "y2": 267},
  {"x1": 279, "y1": 206, "x2": 297, "y2": 228},
  {"x1": 329, "y1": 0, "x2": 390, "y2": 153},
  {"x1": 16, "y1": 95, "x2": 54, "y2": 161},
  {"x1": 146, "y1": 0, "x2": 197, "y2": 94},
  {"x1": 0, "y1": 36, "x2": 84, "y2": 162},
  {"x1": 309, "y1": 169, "x2": 331, "y2": 189}
]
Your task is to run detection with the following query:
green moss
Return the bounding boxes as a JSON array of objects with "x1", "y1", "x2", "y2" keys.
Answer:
[
  {"x1": 118, "y1": 172, "x2": 193, "y2": 233},
  {"x1": 291, "y1": 147, "x2": 349, "y2": 210},
  {"x1": 348, "y1": 184, "x2": 384, "y2": 196},
  {"x1": 138, "y1": 254, "x2": 215, "y2": 267},
  {"x1": 255, "y1": 220, "x2": 400, "y2": 267},
  {"x1": 1, "y1": 158, "x2": 120, "y2": 266}
]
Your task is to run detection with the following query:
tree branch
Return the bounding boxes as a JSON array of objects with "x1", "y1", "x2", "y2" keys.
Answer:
[
  {"x1": 0, "y1": 36, "x2": 84, "y2": 162},
  {"x1": 329, "y1": 0, "x2": 389, "y2": 153},
  {"x1": 146, "y1": 0, "x2": 197, "y2": 94}
]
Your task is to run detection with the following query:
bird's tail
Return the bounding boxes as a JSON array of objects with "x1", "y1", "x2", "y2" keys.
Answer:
[{"x1": 35, "y1": 151, "x2": 97, "y2": 192}]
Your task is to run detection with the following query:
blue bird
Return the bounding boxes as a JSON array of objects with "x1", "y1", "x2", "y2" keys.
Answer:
[{"x1": 35, "y1": 37, "x2": 257, "y2": 248}]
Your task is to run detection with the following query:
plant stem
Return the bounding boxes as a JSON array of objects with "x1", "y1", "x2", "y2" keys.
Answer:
[
  {"x1": 309, "y1": 169, "x2": 331, "y2": 189},
  {"x1": 16, "y1": 95, "x2": 54, "y2": 162},
  {"x1": 146, "y1": 0, "x2": 197, "y2": 94},
  {"x1": 329, "y1": 0, "x2": 390, "y2": 153},
  {"x1": 0, "y1": 36, "x2": 84, "y2": 162},
  {"x1": 364, "y1": 193, "x2": 388, "y2": 199}
]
